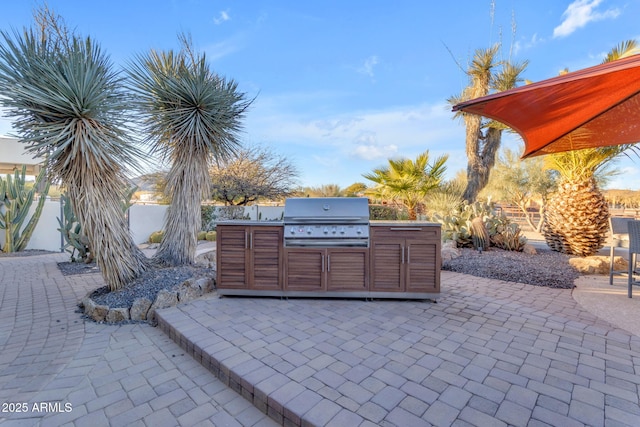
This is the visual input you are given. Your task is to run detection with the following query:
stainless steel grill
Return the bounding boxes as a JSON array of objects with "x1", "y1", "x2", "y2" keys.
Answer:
[{"x1": 283, "y1": 197, "x2": 370, "y2": 247}]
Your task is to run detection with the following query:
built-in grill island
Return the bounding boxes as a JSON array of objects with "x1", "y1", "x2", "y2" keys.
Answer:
[{"x1": 216, "y1": 197, "x2": 441, "y2": 299}]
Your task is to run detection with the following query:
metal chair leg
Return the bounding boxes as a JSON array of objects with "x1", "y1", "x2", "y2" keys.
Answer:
[{"x1": 629, "y1": 252, "x2": 634, "y2": 298}]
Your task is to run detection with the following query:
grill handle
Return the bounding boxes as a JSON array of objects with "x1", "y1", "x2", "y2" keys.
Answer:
[{"x1": 390, "y1": 227, "x2": 423, "y2": 231}]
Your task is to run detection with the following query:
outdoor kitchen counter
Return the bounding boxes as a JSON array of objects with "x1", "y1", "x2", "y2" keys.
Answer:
[
  {"x1": 370, "y1": 220, "x2": 441, "y2": 226},
  {"x1": 216, "y1": 220, "x2": 283, "y2": 225},
  {"x1": 216, "y1": 218, "x2": 441, "y2": 299}
]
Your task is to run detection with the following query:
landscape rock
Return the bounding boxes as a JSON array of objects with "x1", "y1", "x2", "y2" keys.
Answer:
[
  {"x1": 85, "y1": 298, "x2": 109, "y2": 322},
  {"x1": 147, "y1": 289, "x2": 179, "y2": 325},
  {"x1": 569, "y1": 255, "x2": 627, "y2": 275},
  {"x1": 522, "y1": 244, "x2": 538, "y2": 255},
  {"x1": 178, "y1": 279, "x2": 202, "y2": 303},
  {"x1": 130, "y1": 298, "x2": 152, "y2": 321},
  {"x1": 106, "y1": 307, "x2": 130, "y2": 323},
  {"x1": 195, "y1": 250, "x2": 216, "y2": 268},
  {"x1": 194, "y1": 277, "x2": 215, "y2": 293},
  {"x1": 441, "y1": 240, "x2": 461, "y2": 262}
]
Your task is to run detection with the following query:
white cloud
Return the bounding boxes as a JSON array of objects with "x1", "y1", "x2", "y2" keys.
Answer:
[
  {"x1": 553, "y1": 0, "x2": 620, "y2": 38},
  {"x1": 357, "y1": 55, "x2": 379, "y2": 79},
  {"x1": 213, "y1": 10, "x2": 231, "y2": 25},
  {"x1": 352, "y1": 143, "x2": 398, "y2": 161}
]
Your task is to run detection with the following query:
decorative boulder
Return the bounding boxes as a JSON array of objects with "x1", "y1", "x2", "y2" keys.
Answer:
[
  {"x1": 106, "y1": 307, "x2": 130, "y2": 323},
  {"x1": 147, "y1": 289, "x2": 179, "y2": 325},
  {"x1": 569, "y1": 255, "x2": 627, "y2": 275},
  {"x1": 441, "y1": 240, "x2": 461, "y2": 262},
  {"x1": 130, "y1": 298, "x2": 152, "y2": 321}
]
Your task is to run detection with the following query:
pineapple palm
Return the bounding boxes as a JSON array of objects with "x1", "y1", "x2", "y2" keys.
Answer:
[
  {"x1": 127, "y1": 35, "x2": 251, "y2": 266},
  {"x1": 542, "y1": 39, "x2": 640, "y2": 256},
  {"x1": 363, "y1": 150, "x2": 448, "y2": 220},
  {"x1": 0, "y1": 18, "x2": 148, "y2": 290}
]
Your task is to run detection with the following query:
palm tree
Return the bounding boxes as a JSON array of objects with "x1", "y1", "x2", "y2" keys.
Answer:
[
  {"x1": 127, "y1": 35, "x2": 251, "y2": 266},
  {"x1": 449, "y1": 45, "x2": 528, "y2": 203},
  {"x1": 542, "y1": 40, "x2": 640, "y2": 256},
  {"x1": 0, "y1": 24, "x2": 148, "y2": 290},
  {"x1": 363, "y1": 150, "x2": 448, "y2": 220}
]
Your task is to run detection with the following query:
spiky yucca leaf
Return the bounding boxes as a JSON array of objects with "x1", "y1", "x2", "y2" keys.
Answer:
[
  {"x1": 0, "y1": 28, "x2": 147, "y2": 290},
  {"x1": 127, "y1": 39, "x2": 251, "y2": 266}
]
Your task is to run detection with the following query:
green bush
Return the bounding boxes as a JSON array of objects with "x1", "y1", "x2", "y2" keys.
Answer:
[
  {"x1": 149, "y1": 230, "x2": 164, "y2": 244},
  {"x1": 201, "y1": 205, "x2": 217, "y2": 231},
  {"x1": 369, "y1": 205, "x2": 408, "y2": 220},
  {"x1": 205, "y1": 231, "x2": 217, "y2": 241}
]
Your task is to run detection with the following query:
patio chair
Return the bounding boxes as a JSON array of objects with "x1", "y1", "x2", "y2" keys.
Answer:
[
  {"x1": 609, "y1": 217, "x2": 632, "y2": 285},
  {"x1": 627, "y1": 220, "x2": 640, "y2": 298}
]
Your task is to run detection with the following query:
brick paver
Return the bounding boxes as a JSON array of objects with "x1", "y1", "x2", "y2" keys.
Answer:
[
  {"x1": 0, "y1": 253, "x2": 276, "y2": 426},
  {"x1": 4, "y1": 250, "x2": 640, "y2": 426},
  {"x1": 157, "y1": 271, "x2": 640, "y2": 426}
]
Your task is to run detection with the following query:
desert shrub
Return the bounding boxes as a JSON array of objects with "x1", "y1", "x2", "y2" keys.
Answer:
[
  {"x1": 201, "y1": 205, "x2": 217, "y2": 231},
  {"x1": 369, "y1": 205, "x2": 408, "y2": 220},
  {"x1": 205, "y1": 231, "x2": 217, "y2": 241},
  {"x1": 197, "y1": 231, "x2": 207, "y2": 241},
  {"x1": 149, "y1": 230, "x2": 164, "y2": 243},
  {"x1": 432, "y1": 200, "x2": 526, "y2": 251}
]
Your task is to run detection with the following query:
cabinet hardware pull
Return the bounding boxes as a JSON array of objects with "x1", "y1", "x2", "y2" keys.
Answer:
[
  {"x1": 244, "y1": 231, "x2": 248, "y2": 249},
  {"x1": 327, "y1": 254, "x2": 331, "y2": 272},
  {"x1": 390, "y1": 227, "x2": 422, "y2": 231},
  {"x1": 249, "y1": 232, "x2": 253, "y2": 250},
  {"x1": 407, "y1": 246, "x2": 410, "y2": 263},
  {"x1": 321, "y1": 255, "x2": 325, "y2": 272},
  {"x1": 401, "y1": 246, "x2": 405, "y2": 264}
]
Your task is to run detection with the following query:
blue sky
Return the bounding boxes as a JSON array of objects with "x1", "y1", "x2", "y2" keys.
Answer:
[{"x1": 2, "y1": 0, "x2": 640, "y2": 189}]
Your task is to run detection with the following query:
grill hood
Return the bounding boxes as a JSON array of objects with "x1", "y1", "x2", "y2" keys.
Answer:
[{"x1": 283, "y1": 197, "x2": 370, "y2": 223}]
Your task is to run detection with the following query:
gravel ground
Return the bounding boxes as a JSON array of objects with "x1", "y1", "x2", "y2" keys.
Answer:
[
  {"x1": 443, "y1": 246, "x2": 580, "y2": 289},
  {"x1": 87, "y1": 265, "x2": 214, "y2": 308}
]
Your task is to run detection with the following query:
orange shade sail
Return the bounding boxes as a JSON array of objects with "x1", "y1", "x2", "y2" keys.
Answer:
[{"x1": 452, "y1": 54, "x2": 640, "y2": 158}]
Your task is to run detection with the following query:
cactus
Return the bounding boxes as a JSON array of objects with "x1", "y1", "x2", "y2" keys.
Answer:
[
  {"x1": 57, "y1": 194, "x2": 92, "y2": 262},
  {"x1": 0, "y1": 165, "x2": 50, "y2": 253}
]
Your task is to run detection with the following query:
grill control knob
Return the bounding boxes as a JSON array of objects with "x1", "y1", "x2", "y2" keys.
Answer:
[
  {"x1": 331, "y1": 226, "x2": 337, "y2": 234},
  {"x1": 323, "y1": 227, "x2": 329, "y2": 234},
  {"x1": 290, "y1": 227, "x2": 296, "y2": 234},
  {"x1": 306, "y1": 227, "x2": 313, "y2": 234},
  {"x1": 356, "y1": 227, "x2": 362, "y2": 234},
  {"x1": 339, "y1": 227, "x2": 346, "y2": 234}
]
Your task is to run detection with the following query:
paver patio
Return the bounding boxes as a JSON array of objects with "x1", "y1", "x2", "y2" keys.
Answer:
[{"x1": 1, "y1": 250, "x2": 640, "y2": 426}]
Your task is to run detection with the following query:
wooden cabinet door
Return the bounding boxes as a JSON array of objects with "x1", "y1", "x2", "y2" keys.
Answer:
[
  {"x1": 326, "y1": 248, "x2": 368, "y2": 291},
  {"x1": 284, "y1": 248, "x2": 325, "y2": 291},
  {"x1": 250, "y1": 227, "x2": 283, "y2": 290},
  {"x1": 217, "y1": 226, "x2": 249, "y2": 288},
  {"x1": 369, "y1": 239, "x2": 405, "y2": 292},
  {"x1": 405, "y1": 240, "x2": 439, "y2": 292}
]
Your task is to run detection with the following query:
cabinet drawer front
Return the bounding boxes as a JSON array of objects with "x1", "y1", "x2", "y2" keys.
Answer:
[
  {"x1": 370, "y1": 242, "x2": 404, "y2": 291},
  {"x1": 284, "y1": 249, "x2": 325, "y2": 291},
  {"x1": 327, "y1": 249, "x2": 368, "y2": 291},
  {"x1": 406, "y1": 242, "x2": 439, "y2": 292},
  {"x1": 371, "y1": 226, "x2": 440, "y2": 240}
]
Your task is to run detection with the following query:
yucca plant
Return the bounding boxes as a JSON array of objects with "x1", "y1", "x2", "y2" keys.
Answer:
[
  {"x1": 127, "y1": 34, "x2": 251, "y2": 266},
  {"x1": 0, "y1": 14, "x2": 148, "y2": 290}
]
